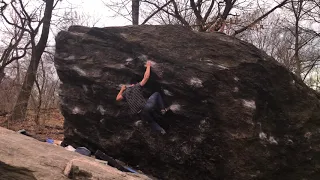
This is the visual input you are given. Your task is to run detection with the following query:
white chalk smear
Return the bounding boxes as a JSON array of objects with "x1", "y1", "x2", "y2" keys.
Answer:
[
  {"x1": 242, "y1": 99, "x2": 256, "y2": 109},
  {"x1": 72, "y1": 66, "x2": 86, "y2": 76},
  {"x1": 268, "y1": 136, "x2": 278, "y2": 145},
  {"x1": 65, "y1": 55, "x2": 75, "y2": 60},
  {"x1": 97, "y1": 105, "x2": 106, "y2": 115},
  {"x1": 72, "y1": 107, "x2": 85, "y2": 115},
  {"x1": 233, "y1": 87, "x2": 239, "y2": 92},
  {"x1": 134, "y1": 120, "x2": 142, "y2": 126},
  {"x1": 126, "y1": 58, "x2": 133, "y2": 62},
  {"x1": 216, "y1": 64, "x2": 228, "y2": 69},
  {"x1": 163, "y1": 89, "x2": 174, "y2": 96},
  {"x1": 169, "y1": 104, "x2": 181, "y2": 112},
  {"x1": 82, "y1": 85, "x2": 88, "y2": 92},
  {"x1": 190, "y1": 77, "x2": 203, "y2": 88},
  {"x1": 259, "y1": 132, "x2": 267, "y2": 140}
]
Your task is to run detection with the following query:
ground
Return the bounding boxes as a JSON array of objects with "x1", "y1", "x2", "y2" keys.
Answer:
[
  {"x1": 0, "y1": 126, "x2": 149, "y2": 180},
  {"x1": 0, "y1": 109, "x2": 64, "y2": 141}
]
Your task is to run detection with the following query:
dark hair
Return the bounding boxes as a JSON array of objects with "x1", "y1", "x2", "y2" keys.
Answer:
[{"x1": 129, "y1": 76, "x2": 140, "y2": 84}]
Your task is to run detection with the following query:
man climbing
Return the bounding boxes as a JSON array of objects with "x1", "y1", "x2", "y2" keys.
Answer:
[{"x1": 116, "y1": 60, "x2": 168, "y2": 134}]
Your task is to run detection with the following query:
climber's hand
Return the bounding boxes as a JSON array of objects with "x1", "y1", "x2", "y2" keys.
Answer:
[
  {"x1": 121, "y1": 85, "x2": 126, "y2": 91},
  {"x1": 146, "y1": 61, "x2": 151, "y2": 67}
]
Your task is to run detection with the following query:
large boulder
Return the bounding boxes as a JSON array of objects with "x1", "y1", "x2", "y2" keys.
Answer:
[{"x1": 54, "y1": 25, "x2": 320, "y2": 180}]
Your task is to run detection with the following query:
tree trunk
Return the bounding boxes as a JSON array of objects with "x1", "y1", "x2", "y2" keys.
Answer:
[
  {"x1": 11, "y1": 0, "x2": 54, "y2": 121},
  {"x1": 0, "y1": 68, "x2": 4, "y2": 83},
  {"x1": 15, "y1": 50, "x2": 21, "y2": 84},
  {"x1": 11, "y1": 52, "x2": 40, "y2": 121},
  {"x1": 0, "y1": 46, "x2": 13, "y2": 83},
  {"x1": 294, "y1": 19, "x2": 301, "y2": 78},
  {"x1": 292, "y1": 0, "x2": 303, "y2": 78},
  {"x1": 132, "y1": 0, "x2": 139, "y2": 25}
]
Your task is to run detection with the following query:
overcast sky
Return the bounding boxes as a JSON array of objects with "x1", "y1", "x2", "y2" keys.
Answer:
[{"x1": 57, "y1": 0, "x2": 131, "y2": 27}]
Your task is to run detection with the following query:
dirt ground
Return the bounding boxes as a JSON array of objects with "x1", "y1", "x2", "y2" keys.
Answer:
[{"x1": 0, "y1": 109, "x2": 64, "y2": 141}]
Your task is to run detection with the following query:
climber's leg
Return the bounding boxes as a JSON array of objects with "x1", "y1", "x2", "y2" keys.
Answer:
[
  {"x1": 141, "y1": 103, "x2": 166, "y2": 134},
  {"x1": 153, "y1": 92, "x2": 165, "y2": 109},
  {"x1": 146, "y1": 92, "x2": 158, "y2": 109},
  {"x1": 148, "y1": 92, "x2": 167, "y2": 114}
]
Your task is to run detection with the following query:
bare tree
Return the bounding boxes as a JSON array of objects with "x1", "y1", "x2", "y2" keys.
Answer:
[
  {"x1": 237, "y1": 0, "x2": 320, "y2": 84},
  {"x1": 52, "y1": 5, "x2": 102, "y2": 31},
  {"x1": 140, "y1": 0, "x2": 238, "y2": 31},
  {"x1": 0, "y1": 27, "x2": 29, "y2": 83},
  {"x1": 30, "y1": 52, "x2": 60, "y2": 127},
  {"x1": 103, "y1": 0, "x2": 293, "y2": 36},
  {"x1": 104, "y1": 0, "x2": 239, "y2": 31},
  {"x1": 282, "y1": 0, "x2": 320, "y2": 78},
  {"x1": 3, "y1": 0, "x2": 58, "y2": 121},
  {"x1": 233, "y1": 0, "x2": 289, "y2": 35},
  {"x1": 0, "y1": 2, "x2": 30, "y2": 83}
]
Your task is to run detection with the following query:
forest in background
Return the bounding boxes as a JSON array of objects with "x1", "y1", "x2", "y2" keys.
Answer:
[{"x1": 0, "y1": 0, "x2": 319, "y2": 131}]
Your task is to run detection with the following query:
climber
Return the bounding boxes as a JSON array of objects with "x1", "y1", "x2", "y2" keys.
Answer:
[{"x1": 116, "y1": 60, "x2": 168, "y2": 134}]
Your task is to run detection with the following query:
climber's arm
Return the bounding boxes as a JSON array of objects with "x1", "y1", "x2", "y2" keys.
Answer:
[
  {"x1": 116, "y1": 85, "x2": 126, "y2": 101},
  {"x1": 139, "y1": 61, "x2": 151, "y2": 87}
]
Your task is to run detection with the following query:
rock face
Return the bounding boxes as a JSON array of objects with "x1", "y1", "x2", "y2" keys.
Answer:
[
  {"x1": 0, "y1": 127, "x2": 148, "y2": 180},
  {"x1": 54, "y1": 25, "x2": 320, "y2": 180}
]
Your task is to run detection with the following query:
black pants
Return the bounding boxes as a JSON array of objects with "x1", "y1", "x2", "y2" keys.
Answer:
[{"x1": 140, "y1": 92, "x2": 165, "y2": 131}]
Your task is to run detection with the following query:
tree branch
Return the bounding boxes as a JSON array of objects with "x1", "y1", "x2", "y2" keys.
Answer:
[
  {"x1": 2, "y1": 41, "x2": 31, "y2": 69},
  {"x1": 142, "y1": 0, "x2": 171, "y2": 25},
  {"x1": 221, "y1": 0, "x2": 235, "y2": 20},
  {"x1": 233, "y1": 0, "x2": 289, "y2": 36},
  {"x1": 171, "y1": 0, "x2": 191, "y2": 26},
  {"x1": 102, "y1": 1, "x2": 132, "y2": 22},
  {"x1": 18, "y1": 0, "x2": 34, "y2": 33},
  {"x1": 1, "y1": 5, "x2": 30, "y2": 33},
  {"x1": 143, "y1": 0, "x2": 185, "y2": 23},
  {"x1": 190, "y1": 0, "x2": 203, "y2": 25},
  {"x1": 35, "y1": 0, "x2": 54, "y2": 56},
  {"x1": 300, "y1": 26, "x2": 320, "y2": 37},
  {"x1": 0, "y1": 21, "x2": 27, "y2": 70},
  {"x1": 303, "y1": 55, "x2": 320, "y2": 81},
  {"x1": 203, "y1": 0, "x2": 215, "y2": 22},
  {"x1": 207, "y1": 0, "x2": 235, "y2": 32}
]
